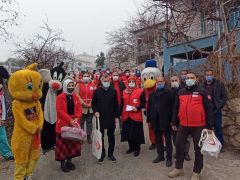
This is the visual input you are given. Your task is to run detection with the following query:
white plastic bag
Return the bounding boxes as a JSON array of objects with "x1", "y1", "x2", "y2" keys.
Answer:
[
  {"x1": 198, "y1": 129, "x2": 222, "y2": 158},
  {"x1": 92, "y1": 117, "x2": 102, "y2": 159}
]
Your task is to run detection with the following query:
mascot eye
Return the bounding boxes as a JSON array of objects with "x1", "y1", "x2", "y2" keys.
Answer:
[
  {"x1": 150, "y1": 76, "x2": 154, "y2": 80},
  {"x1": 144, "y1": 78, "x2": 147, "y2": 81},
  {"x1": 27, "y1": 82, "x2": 33, "y2": 90},
  {"x1": 58, "y1": 73, "x2": 63, "y2": 81},
  {"x1": 53, "y1": 72, "x2": 58, "y2": 80}
]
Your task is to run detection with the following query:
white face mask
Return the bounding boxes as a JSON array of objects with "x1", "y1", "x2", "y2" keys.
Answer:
[
  {"x1": 0, "y1": 84, "x2": 3, "y2": 90},
  {"x1": 186, "y1": 79, "x2": 196, "y2": 87},
  {"x1": 112, "y1": 76, "x2": 119, "y2": 81},
  {"x1": 102, "y1": 81, "x2": 110, "y2": 88},
  {"x1": 83, "y1": 77, "x2": 90, "y2": 82},
  {"x1": 171, "y1": 82, "x2": 179, "y2": 88},
  {"x1": 125, "y1": 73, "x2": 130, "y2": 76},
  {"x1": 128, "y1": 82, "x2": 136, "y2": 88}
]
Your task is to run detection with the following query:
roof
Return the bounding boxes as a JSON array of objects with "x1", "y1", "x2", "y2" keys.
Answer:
[{"x1": 131, "y1": 22, "x2": 165, "y2": 34}]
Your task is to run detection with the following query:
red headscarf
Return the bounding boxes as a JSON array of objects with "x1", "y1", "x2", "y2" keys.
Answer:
[{"x1": 126, "y1": 76, "x2": 137, "y2": 94}]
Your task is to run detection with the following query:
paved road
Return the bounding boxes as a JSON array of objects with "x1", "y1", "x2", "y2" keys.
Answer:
[{"x1": 1, "y1": 122, "x2": 240, "y2": 180}]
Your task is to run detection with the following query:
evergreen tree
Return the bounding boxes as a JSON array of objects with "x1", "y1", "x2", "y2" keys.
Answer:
[{"x1": 95, "y1": 52, "x2": 105, "y2": 68}]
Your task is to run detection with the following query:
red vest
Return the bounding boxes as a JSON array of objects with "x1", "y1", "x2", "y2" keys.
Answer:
[
  {"x1": 78, "y1": 82, "x2": 95, "y2": 105},
  {"x1": 122, "y1": 88, "x2": 143, "y2": 122},
  {"x1": 121, "y1": 75, "x2": 129, "y2": 87},
  {"x1": 178, "y1": 94, "x2": 206, "y2": 127}
]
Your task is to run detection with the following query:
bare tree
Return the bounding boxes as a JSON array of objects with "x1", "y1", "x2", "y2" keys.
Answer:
[
  {"x1": 0, "y1": 0, "x2": 19, "y2": 40},
  {"x1": 106, "y1": 0, "x2": 166, "y2": 68},
  {"x1": 14, "y1": 21, "x2": 74, "y2": 69}
]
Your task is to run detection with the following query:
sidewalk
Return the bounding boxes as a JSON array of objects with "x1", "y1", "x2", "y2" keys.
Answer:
[{"x1": 1, "y1": 122, "x2": 240, "y2": 180}]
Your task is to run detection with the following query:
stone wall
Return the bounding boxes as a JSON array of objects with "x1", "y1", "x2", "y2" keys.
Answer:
[{"x1": 222, "y1": 98, "x2": 240, "y2": 149}]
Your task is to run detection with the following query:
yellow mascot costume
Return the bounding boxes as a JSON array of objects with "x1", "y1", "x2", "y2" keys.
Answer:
[{"x1": 8, "y1": 63, "x2": 43, "y2": 180}]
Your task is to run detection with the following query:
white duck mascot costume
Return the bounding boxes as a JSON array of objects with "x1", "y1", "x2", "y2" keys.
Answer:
[{"x1": 141, "y1": 59, "x2": 162, "y2": 149}]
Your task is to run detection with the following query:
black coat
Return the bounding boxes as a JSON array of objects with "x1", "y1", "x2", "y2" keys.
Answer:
[
  {"x1": 92, "y1": 87, "x2": 119, "y2": 130},
  {"x1": 202, "y1": 79, "x2": 227, "y2": 111},
  {"x1": 147, "y1": 88, "x2": 175, "y2": 132}
]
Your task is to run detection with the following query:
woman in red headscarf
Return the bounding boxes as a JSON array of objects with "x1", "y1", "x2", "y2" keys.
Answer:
[{"x1": 120, "y1": 76, "x2": 146, "y2": 157}]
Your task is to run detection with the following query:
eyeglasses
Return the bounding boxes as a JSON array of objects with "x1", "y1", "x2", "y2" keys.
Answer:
[{"x1": 171, "y1": 80, "x2": 178, "y2": 82}]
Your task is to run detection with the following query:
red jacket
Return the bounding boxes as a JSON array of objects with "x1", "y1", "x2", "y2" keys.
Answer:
[
  {"x1": 55, "y1": 93, "x2": 82, "y2": 134},
  {"x1": 178, "y1": 94, "x2": 206, "y2": 127},
  {"x1": 172, "y1": 85, "x2": 214, "y2": 128},
  {"x1": 122, "y1": 88, "x2": 143, "y2": 122},
  {"x1": 78, "y1": 82, "x2": 95, "y2": 105}
]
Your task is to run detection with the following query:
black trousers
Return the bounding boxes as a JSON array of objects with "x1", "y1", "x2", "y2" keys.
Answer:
[
  {"x1": 41, "y1": 121, "x2": 56, "y2": 150},
  {"x1": 128, "y1": 140, "x2": 140, "y2": 152},
  {"x1": 172, "y1": 130, "x2": 190, "y2": 153},
  {"x1": 155, "y1": 130, "x2": 173, "y2": 160},
  {"x1": 175, "y1": 126, "x2": 204, "y2": 173},
  {"x1": 100, "y1": 128, "x2": 115, "y2": 157}
]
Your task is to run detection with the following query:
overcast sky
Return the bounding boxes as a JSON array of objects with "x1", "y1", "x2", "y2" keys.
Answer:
[{"x1": 0, "y1": 0, "x2": 145, "y2": 62}]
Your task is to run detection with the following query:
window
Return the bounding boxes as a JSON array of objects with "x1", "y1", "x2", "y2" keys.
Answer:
[{"x1": 229, "y1": 7, "x2": 240, "y2": 29}]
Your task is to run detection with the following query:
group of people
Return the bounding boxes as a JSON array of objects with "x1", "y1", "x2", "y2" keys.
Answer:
[
  {"x1": 0, "y1": 62, "x2": 227, "y2": 180},
  {"x1": 56, "y1": 66, "x2": 227, "y2": 180}
]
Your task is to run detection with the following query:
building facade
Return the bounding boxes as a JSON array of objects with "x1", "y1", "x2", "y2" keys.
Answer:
[
  {"x1": 132, "y1": 23, "x2": 165, "y2": 70},
  {"x1": 163, "y1": 1, "x2": 240, "y2": 75}
]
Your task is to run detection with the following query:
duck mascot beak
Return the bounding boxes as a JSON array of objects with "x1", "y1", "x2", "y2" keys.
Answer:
[{"x1": 144, "y1": 79, "x2": 156, "y2": 89}]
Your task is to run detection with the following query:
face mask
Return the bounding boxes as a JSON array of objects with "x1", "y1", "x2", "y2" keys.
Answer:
[
  {"x1": 206, "y1": 76, "x2": 214, "y2": 82},
  {"x1": 67, "y1": 88, "x2": 74, "y2": 94},
  {"x1": 128, "y1": 82, "x2": 135, "y2": 88},
  {"x1": 125, "y1": 73, "x2": 130, "y2": 76},
  {"x1": 112, "y1": 76, "x2": 119, "y2": 81},
  {"x1": 83, "y1": 77, "x2": 90, "y2": 82},
  {"x1": 181, "y1": 75, "x2": 186, "y2": 81},
  {"x1": 186, "y1": 79, "x2": 196, "y2": 87},
  {"x1": 157, "y1": 83, "x2": 165, "y2": 90},
  {"x1": 106, "y1": 71, "x2": 110, "y2": 74},
  {"x1": 171, "y1": 82, "x2": 179, "y2": 88},
  {"x1": 102, "y1": 81, "x2": 110, "y2": 88},
  {"x1": 0, "y1": 84, "x2": 3, "y2": 89}
]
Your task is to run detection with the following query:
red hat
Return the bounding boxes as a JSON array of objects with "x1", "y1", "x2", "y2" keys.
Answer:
[{"x1": 127, "y1": 75, "x2": 136, "y2": 82}]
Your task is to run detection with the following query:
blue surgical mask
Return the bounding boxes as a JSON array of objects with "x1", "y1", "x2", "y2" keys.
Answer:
[
  {"x1": 206, "y1": 76, "x2": 214, "y2": 82},
  {"x1": 102, "y1": 81, "x2": 110, "y2": 88},
  {"x1": 181, "y1": 75, "x2": 187, "y2": 81},
  {"x1": 186, "y1": 79, "x2": 196, "y2": 87},
  {"x1": 157, "y1": 83, "x2": 165, "y2": 90}
]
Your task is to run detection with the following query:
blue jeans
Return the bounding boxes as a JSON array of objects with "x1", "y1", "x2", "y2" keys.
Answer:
[
  {"x1": 0, "y1": 126, "x2": 13, "y2": 159},
  {"x1": 214, "y1": 110, "x2": 224, "y2": 145}
]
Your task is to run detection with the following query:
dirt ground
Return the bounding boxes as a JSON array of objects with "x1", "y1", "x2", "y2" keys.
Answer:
[{"x1": 1, "y1": 122, "x2": 240, "y2": 180}]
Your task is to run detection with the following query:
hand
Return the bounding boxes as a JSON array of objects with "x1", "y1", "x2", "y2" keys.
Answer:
[
  {"x1": 132, "y1": 107, "x2": 137, "y2": 112},
  {"x1": 171, "y1": 124, "x2": 178, "y2": 131},
  {"x1": 207, "y1": 129, "x2": 213, "y2": 134},
  {"x1": 95, "y1": 112, "x2": 99, "y2": 118},
  {"x1": 74, "y1": 118, "x2": 78, "y2": 123},
  {"x1": 70, "y1": 119, "x2": 75, "y2": 126}
]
